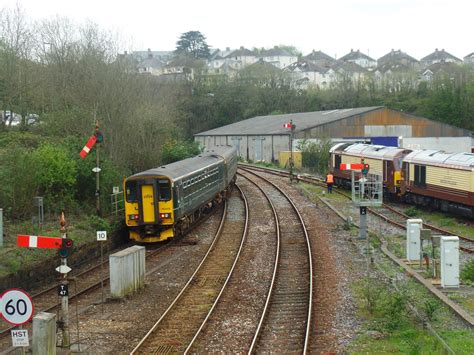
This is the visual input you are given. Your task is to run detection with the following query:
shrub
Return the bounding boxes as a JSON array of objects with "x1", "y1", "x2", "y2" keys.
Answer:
[
  {"x1": 461, "y1": 260, "x2": 474, "y2": 283},
  {"x1": 404, "y1": 207, "x2": 419, "y2": 217},
  {"x1": 31, "y1": 143, "x2": 78, "y2": 212},
  {"x1": 161, "y1": 139, "x2": 201, "y2": 164}
]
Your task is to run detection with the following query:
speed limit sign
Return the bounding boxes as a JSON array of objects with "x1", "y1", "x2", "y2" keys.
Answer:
[{"x1": 0, "y1": 289, "x2": 34, "y2": 326}]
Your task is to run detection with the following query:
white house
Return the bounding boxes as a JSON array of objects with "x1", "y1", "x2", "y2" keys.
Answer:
[
  {"x1": 339, "y1": 49, "x2": 376, "y2": 69},
  {"x1": 260, "y1": 46, "x2": 298, "y2": 69}
]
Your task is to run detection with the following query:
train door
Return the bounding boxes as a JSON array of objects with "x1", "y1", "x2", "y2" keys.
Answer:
[
  {"x1": 334, "y1": 154, "x2": 341, "y2": 170},
  {"x1": 140, "y1": 183, "x2": 156, "y2": 223}
]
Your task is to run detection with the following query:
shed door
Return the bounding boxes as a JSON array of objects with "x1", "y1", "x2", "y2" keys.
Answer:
[
  {"x1": 254, "y1": 139, "x2": 263, "y2": 161},
  {"x1": 141, "y1": 185, "x2": 155, "y2": 223}
]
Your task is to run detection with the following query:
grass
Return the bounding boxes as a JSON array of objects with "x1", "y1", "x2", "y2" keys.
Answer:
[{"x1": 402, "y1": 207, "x2": 474, "y2": 240}]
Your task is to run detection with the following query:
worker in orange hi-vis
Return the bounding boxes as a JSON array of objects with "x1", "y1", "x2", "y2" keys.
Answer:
[{"x1": 325, "y1": 172, "x2": 334, "y2": 193}]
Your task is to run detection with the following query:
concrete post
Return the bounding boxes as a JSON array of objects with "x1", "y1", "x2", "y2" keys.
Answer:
[
  {"x1": 110, "y1": 245, "x2": 145, "y2": 298},
  {"x1": 32, "y1": 312, "x2": 56, "y2": 355}
]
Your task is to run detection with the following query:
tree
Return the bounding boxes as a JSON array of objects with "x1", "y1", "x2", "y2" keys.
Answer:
[{"x1": 174, "y1": 31, "x2": 210, "y2": 59}]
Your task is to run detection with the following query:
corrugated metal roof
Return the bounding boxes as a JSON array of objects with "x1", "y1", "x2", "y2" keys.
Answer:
[{"x1": 195, "y1": 107, "x2": 383, "y2": 136}]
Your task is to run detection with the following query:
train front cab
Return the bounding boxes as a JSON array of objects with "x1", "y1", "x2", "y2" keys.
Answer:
[{"x1": 124, "y1": 176, "x2": 175, "y2": 242}]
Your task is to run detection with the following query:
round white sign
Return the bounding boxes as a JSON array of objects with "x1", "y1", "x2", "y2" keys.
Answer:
[{"x1": 0, "y1": 289, "x2": 34, "y2": 326}]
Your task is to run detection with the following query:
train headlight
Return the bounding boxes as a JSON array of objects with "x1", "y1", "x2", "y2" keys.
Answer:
[
  {"x1": 160, "y1": 213, "x2": 171, "y2": 219},
  {"x1": 128, "y1": 214, "x2": 139, "y2": 220}
]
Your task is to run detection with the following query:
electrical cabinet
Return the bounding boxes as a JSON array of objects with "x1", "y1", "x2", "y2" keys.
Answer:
[
  {"x1": 406, "y1": 219, "x2": 423, "y2": 261},
  {"x1": 441, "y1": 236, "x2": 459, "y2": 288}
]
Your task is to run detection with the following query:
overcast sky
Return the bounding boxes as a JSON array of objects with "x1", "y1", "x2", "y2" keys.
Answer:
[{"x1": 2, "y1": 0, "x2": 473, "y2": 60}]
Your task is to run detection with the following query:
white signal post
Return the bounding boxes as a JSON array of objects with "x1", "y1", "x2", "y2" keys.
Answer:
[{"x1": 97, "y1": 230, "x2": 107, "y2": 312}]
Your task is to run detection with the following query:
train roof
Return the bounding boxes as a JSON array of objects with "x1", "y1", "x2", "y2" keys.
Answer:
[
  {"x1": 403, "y1": 149, "x2": 474, "y2": 169},
  {"x1": 127, "y1": 145, "x2": 236, "y2": 181},
  {"x1": 331, "y1": 143, "x2": 411, "y2": 160}
]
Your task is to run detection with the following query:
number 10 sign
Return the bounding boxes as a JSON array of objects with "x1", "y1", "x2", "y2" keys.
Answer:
[
  {"x1": 96, "y1": 231, "x2": 107, "y2": 241},
  {"x1": 0, "y1": 289, "x2": 34, "y2": 326}
]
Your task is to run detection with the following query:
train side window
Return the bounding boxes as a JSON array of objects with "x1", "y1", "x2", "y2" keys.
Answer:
[
  {"x1": 335, "y1": 155, "x2": 341, "y2": 170},
  {"x1": 414, "y1": 165, "x2": 426, "y2": 187},
  {"x1": 158, "y1": 179, "x2": 171, "y2": 201},
  {"x1": 125, "y1": 181, "x2": 138, "y2": 202}
]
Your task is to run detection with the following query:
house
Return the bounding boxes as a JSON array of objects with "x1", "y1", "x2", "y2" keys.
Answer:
[
  {"x1": 225, "y1": 46, "x2": 258, "y2": 69},
  {"x1": 303, "y1": 50, "x2": 336, "y2": 68},
  {"x1": 420, "y1": 48, "x2": 462, "y2": 68},
  {"x1": 339, "y1": 49, "x2": 376, "y2": 69},
  {"x1": 464, "y1": 52, "x2": 474, "y2": 64},
  {"x1": 259, "y1": 46, "x2": 298, "y2": 69},
  {"x1": 421, "y1": 62, "x2": 463, "y2": 82},
  {"x1": 284, "y1": 60, "x2": 329, "y2": 88},
  {"x1": 377, "y1": 49, "x2": 419, "y2": 69},
  {"x1": 330, "y1": 61, "x2": 367, "y2": 82}
]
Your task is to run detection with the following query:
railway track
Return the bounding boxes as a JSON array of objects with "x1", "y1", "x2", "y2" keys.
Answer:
[
  {"x1": 239, "y1": 164, "x2": 474, "y2": 253},
  {"x1": 185, "y1": 172, "x2": 278, "y2": 352},
  {"x1": 131, "y1": 187, "x2": 248, "y2": 354},
  {"x1": 239, "y1": 168, "x2": 313, "y2": 354},
  {"x1": 0, "y1": 205, "x2": 227, "y2": 352}
]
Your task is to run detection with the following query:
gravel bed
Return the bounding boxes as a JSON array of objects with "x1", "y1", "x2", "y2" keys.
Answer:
[
  {"x1": 258, "y1": 172, "x2": 366, "y2": 353},
  {"x1": 61, "y1": 207, "x2": 225, "y2": 353},
  {"x1": 191, "y1": 178, "x2": 277, "y2": 352}
]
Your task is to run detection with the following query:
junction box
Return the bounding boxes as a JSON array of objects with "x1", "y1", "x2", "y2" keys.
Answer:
[
  {"x1": 406, "y1": 219, "x2": 423, "y2": 261},
  {"x1": 440, "y1": 236, "x2": 460, "y2": 288}
]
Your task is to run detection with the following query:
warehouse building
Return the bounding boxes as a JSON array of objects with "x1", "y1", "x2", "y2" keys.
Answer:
[{"x1": 194, "y1": 106, "x2": 472, "y2": 163}]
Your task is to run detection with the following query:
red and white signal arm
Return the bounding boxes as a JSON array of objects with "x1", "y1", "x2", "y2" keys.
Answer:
[
  {"x1": 0, "y1": 289, "x2": 34, "y2": 326},
  {"x1": 283, "y1": 122, "x2": 293, "y2": 128}
]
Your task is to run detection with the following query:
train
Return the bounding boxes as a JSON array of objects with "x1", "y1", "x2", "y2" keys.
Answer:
[
  {"x1": 124, "y1": 145, "x2": 238, "y2": 243},
  {"x1": 329, "y1": 143, "x2": 474, "y2": 218}
]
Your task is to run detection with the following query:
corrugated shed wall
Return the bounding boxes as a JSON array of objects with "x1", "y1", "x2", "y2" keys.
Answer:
[{"x1": 298, "y1": 108, "x2": 469, "y2": 138}]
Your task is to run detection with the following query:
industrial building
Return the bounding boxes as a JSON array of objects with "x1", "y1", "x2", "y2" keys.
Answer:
[{"x1": 194, "y1": 106, "x2": 472, "y2": 163}]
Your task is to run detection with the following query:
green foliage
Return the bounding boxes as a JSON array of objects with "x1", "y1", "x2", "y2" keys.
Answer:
[
  {"x1": 174, "y1": 31, "x2": 210, "y2": 59},
  {"x1": 297, "y1": 137, "x2": 331, "y2": 174},
  {"x1": 404, "y1": 207, "x2": 419, "y2": 217},
  {"x1": 0, "y1": 136, "x2": 39, "y2": 218},
  {"x1": 161, "y1": 139, "x2": 201, "y2": 164},
  {"x1": 30, "y1": 143, "x2": 77, "y2": 211},
  {"x1": 422, "y1": 299, "x2": 440, "y2": 321},
  {"x1": 461, "y1": 259, "x2": 474, "y2": 283}
]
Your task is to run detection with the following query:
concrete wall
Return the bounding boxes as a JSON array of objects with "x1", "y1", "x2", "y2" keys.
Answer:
[{"x1": 109, "y1": 245, "x2": 145, "y2": 298}]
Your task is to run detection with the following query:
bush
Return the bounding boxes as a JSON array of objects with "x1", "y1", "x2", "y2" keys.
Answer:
[
  {"x1": 404, "y1": 207, "x2": 419, "y2": 217},
  {"x1": 461, "y1": 260, "x2": 474, "y2": 283},
  {"x1": 161, "y1": 139, "x2": 201, "y2": 164},
  {"x1": 31, "y1": 143, "x2": 78, "y2": 212}
]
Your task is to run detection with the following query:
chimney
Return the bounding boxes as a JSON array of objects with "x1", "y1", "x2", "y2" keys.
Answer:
[
  {"x1": 147, "y1": 48, "x2": 152, "y2": 59},
  {"x1": 240, "y1": 46, "x2": 244, "y2": 50},
  {"x1": 435, "y1": 48, "x2": 438, "y2": 52},
  {"x1": 124, "y1": 50, "x2": 128, "y2": 55},
  {"x1": 226, "y1": 47, "x2": 230, "y2": 51},
  {"x1": 274, "y1": 45, "x2": 278, "y2": 49}
]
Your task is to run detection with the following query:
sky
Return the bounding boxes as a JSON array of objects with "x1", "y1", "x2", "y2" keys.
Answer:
[{"x1": 2, "y1": 0, "x2": 473, "y2": 61}]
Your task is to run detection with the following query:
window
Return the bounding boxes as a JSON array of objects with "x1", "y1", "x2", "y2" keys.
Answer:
[
  {"x1": 414, "y1": 165, "x2": 426, "y2": 187},
  {"x1": 125, "y1": 181, "x2": 138, "y2": 202},
  {"x1": 158, "y1": 179, "x2": 171, "y2": 201}
]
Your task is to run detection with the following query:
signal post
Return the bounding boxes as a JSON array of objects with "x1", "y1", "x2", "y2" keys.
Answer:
[{"x1": 16, "y1": 213, "x2": 74, "y2": 349}]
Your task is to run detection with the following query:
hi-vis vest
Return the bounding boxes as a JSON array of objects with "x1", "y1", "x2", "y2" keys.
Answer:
[{"x1": 326, "y1": 174, "x2": 334, "y2": 183}]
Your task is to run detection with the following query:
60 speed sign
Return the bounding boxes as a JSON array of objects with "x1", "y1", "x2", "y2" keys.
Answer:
[{"x1": 0, "y1": 289, "x2": 34, "y2": 326}]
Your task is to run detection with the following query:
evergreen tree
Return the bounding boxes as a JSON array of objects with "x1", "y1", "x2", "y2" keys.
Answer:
[{"x1": 174, "y1": 31, "x2": 210, "y2": 59}]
